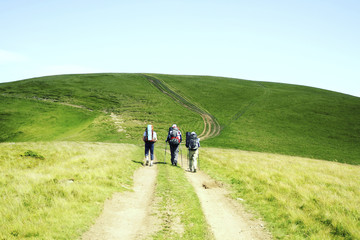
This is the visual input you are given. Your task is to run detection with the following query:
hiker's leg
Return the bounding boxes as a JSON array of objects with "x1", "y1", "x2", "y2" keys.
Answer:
[
  {"x1": 144, "y1": 143, "x2": 150, "y2": 165},
  {"x1": 188, "y1": 150, "x2": 192, "y2": 170},
  {"x1": 145, "y1": 143, "x2": 149, "y2": 157},
  {"x1": 150, "y1": 144, "x2": 154, "y2": 166},
  {"x1": 150, "y1": 142, "x2": 155, "y2": 160},
  {"x1": 193, "y1": 149, "x2": 199, "y2": 171},
  {"x1": 170, "y1": 144, "x2": 175, "y2": 164},
  {"x1": 189, "y1": 150, "x2": 195, "y2": 171},
  {"x1": 173, "y1": 144, "x2": 180, "y2": 165}
]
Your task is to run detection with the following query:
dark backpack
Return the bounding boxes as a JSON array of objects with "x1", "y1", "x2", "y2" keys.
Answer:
[
  {"x1": 188, "y1": 132, "x2": 198, "y2": 150},
  {"x1": 186, "y1": 132, "x2": 191, "y2": 148},
  {"x1": 169, "y1": 127, "x2": 180, "y2": 145}
]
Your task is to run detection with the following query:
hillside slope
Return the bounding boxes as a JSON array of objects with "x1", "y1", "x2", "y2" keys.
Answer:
[
  {"x1": 1, "y1": 73, "x2": 359, "y2": 164},
  {"x1": 0, "y1": 74, "x2": 203, "y2": 143},
  {"x1": 150, "y1": 74, "x2": 360, "y2": 164}
]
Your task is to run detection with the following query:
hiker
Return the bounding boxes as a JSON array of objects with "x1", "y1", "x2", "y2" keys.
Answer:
[
  {"x1": 186, "y1": 131, "x2": 200, "y2": 172},
  {"x1": 143, "y1": 125, "x2": 157, "y2": 166},
  {"x1": 165, "y1": 124, "x2": 182, "y2": 166}
]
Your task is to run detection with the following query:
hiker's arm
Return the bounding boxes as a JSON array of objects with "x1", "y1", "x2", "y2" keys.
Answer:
[
  {"x1": 143, "y1": 132, "x2": 146, "y2": 142},
  {"x1": 154, "y1": 132, "x2": 158, "y2": 142}
]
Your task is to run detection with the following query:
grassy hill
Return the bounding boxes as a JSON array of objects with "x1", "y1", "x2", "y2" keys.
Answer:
[
  {"x1": 1, "y1": 73, "x2": 359, "y2": 164},
  {"x1": 0, "y1": 73, "x2": 203, "y2": 144},
  {"x1": 1, "y1": 73, "x2": 360, "y2": 239},
  {"x1": 148, "y1": 74, "x2": 360, "y2": 164}
]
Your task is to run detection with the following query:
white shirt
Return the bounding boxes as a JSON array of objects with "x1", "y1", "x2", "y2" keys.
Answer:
[{"x1": 143, "y1": 131, "x2": 157, "y2": 141}]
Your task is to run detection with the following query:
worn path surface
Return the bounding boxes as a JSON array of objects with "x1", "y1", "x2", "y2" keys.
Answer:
[
  {"x1": 184, "y1": 169, "x2": 272, "y2": 240},
  {"x1": 143, "y1": 74, "x2": 221, "y2": 140},
  {"x1": 82, "y1": 164, "x2": 158, "y2": 240},
  {"x1": 82, "y1": 76, "x2": 271, "y2": 239},
  {"x1": 82, "y1": 158, "x2": 272, "y2": 240}
]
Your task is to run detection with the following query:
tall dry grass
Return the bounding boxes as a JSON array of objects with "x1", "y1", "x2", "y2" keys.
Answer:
[
  {"x1": 0, "y1": 142, "x2": 142, "y2": 239},
  {"x1": 201, "y1": 148, "x2": 360, "y2": 239}
]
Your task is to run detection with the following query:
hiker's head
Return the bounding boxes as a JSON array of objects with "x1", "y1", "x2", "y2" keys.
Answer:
[
  {"x1": 191, "y1": 132, "x2": 196, "y2": 135},
  {"x1": 172, "y1": 124, "x2": 177, "y2": 128}
]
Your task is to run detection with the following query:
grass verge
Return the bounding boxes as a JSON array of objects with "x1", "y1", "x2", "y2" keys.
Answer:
[
  {"x1": 0, "y1": 142, "x2": 142, "y2": 239},
  {"x1": 200, "y1": 148, "x2": 360, "y2": 239},
  {"x1": 150, "y1": 153, "x2": 214, "y2": 240}
]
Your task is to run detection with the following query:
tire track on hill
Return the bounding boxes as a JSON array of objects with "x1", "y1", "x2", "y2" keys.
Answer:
[{"x1": 142, "y1": 74, "x2": 220, "y2": 140}]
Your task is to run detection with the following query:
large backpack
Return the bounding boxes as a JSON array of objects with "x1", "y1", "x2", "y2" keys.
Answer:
[
  {"x1": 145, "y1": 125, "x2": 155, "y2": 142},
  {"x1": 168, "y1": 127, "x2": 180, "y2": 145},
  {"x1": 187, "y1": 132, "x2": 198, "y2": 150},
  {"x1": 185, "y1": 132, "x2": 191, "y2": 148}
]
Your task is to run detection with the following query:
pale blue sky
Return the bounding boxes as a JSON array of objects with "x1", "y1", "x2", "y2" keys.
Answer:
[{"x1": 1, "y1": 0, "x2": 359, "y2": 97}]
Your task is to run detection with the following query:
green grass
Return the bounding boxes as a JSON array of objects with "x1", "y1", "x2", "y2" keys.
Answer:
[
  {"x1": 151, "y1": 74, "x2": 360, "y2": 164},
  {"x1": 151, "y1": 154, "x2": 214, "y2": 240},
  {"x1": 0, "y1": 142, "x2": 142, "y2": 239},
  {"x1": 0, "y1": 73, "x2": 203, "y2": 144},
  {"x1": 1, "y1": 73, "x2": 359, "y2": 163},
  {"x1": 0, "y1": 95, "x2": 119, "y2": 142},
  {"x1": 200, "y1": 148, "x2": 360, "y2": 239},
  {"x1": 1, "y1": 73, "x2": 360, "y2": 239}
]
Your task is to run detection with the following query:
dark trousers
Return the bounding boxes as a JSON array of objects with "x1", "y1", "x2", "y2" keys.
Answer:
[
  {"x1": 170, "y1": 144, "x2": 180, "y2": 165},
  {"x1": 145, "y1": 142, "x2": 155, "y2": 160}
]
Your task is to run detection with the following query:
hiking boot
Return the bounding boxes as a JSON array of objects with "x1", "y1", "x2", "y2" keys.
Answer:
[
  {"x1": 193, "y1": 169, "x2": 197, "y2": 173},
  {"x1": 150, "y1": 161, "x2": 153, "y2": 166}
]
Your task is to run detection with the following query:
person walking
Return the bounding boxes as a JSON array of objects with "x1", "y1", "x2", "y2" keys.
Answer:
[
  {"x1": 143, "y1": 125, "x2": 157, "y2": 166},
  {"x1": 165, "y1": 124, "x2": 182, "y2": 166},
  {"x1": 187, "y1": 131, "x2": 200, "y2": 172}
]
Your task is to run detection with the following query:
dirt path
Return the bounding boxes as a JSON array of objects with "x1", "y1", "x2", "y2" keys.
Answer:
[
  {"x1": 143, "y1": 74, "x2": 221, "y2": 140},
  {"x1": 82, "y1": 164, "x2": 158, "y2": 240},
  {"x1": 185, "y1": 170, "x2": 272, "y2": 240},
  {"x1": 82, "y1": 76, "x2": 270, "y2": 239},
  {"x1": 82, "y1": 157, "x2": 271, "y2": 240},
  {"x1": 198, "y1": 113, "x2": 221, "y2": 140}
]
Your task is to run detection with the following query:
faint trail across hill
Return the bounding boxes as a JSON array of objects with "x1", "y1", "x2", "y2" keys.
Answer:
[
  {"x1": 222, "y1": 82, "x2": 270, "y2": 129},
  {"x1": 142, "y1": 74, "x2": 220, "y2": 140},
  {"x1": 0, "y1": 93, "x2": 93, "y2": 111}
]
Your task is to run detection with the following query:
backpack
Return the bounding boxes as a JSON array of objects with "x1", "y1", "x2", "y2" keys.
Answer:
[
  {"x1": 187, "y1": 132, "x2": 198, "y2": 150},
  {"x1": 168, "y1": 127, "x2": 180, "y2": 145},
  {"x1": 145, "y1": 125, "x2": 155, "y2": 142},
  {"x1": 185, "y1": 132, "x2": 191, "y2": 148}
]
